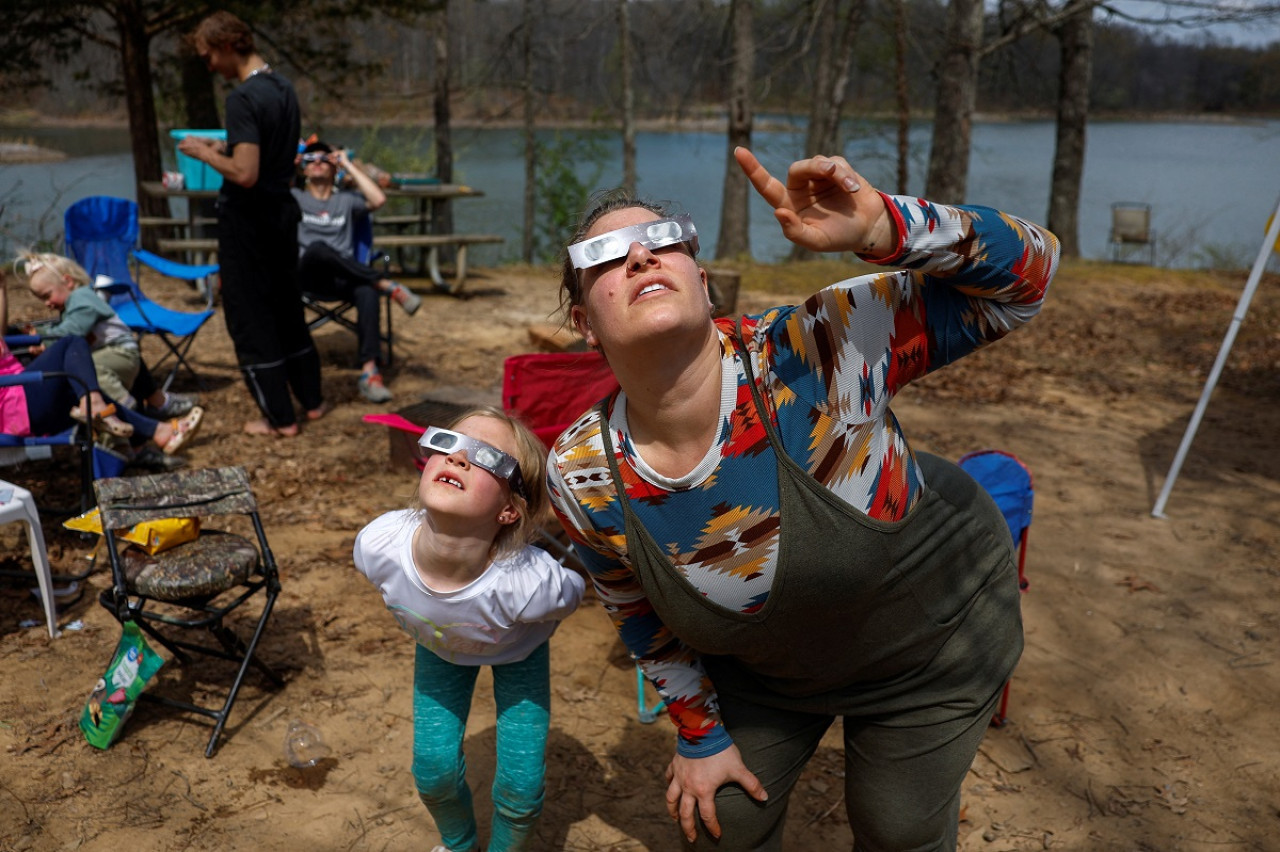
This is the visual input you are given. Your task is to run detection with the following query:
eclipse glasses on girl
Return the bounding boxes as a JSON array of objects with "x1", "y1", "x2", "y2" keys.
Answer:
[
  {"x1": 419, "y1": 426, "x2": 528, "y2": 500},
  {"x1": 568, "y1": 214, "x2": 698, "y2": 270}
]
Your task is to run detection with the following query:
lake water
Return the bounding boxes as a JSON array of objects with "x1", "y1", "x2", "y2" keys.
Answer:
[{"x1": 2, "y1": 119, "x2": 1278, "y2": 268}]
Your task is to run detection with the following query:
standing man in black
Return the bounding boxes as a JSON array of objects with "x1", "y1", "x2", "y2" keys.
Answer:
[{"x1": 181, "y1": 11, "x2": 327, "y2": 437}]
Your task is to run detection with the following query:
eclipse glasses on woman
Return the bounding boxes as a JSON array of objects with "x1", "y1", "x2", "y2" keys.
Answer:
[
  {"x1": 419, "y1": 427, "x2": 528, "y2": 500},
  {"x1": 568, "y1": 215, "x2": 698, "y2": 270}
]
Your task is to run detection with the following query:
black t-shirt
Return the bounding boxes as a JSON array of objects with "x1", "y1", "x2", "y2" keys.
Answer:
[{"x1": 222, "y1": 70, "x2": 300, "y2": 203}]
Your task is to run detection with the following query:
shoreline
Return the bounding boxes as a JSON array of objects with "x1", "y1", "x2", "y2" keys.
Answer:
[{"x1": 3, "y1": 108, "x2": 1277, "y2": 134}]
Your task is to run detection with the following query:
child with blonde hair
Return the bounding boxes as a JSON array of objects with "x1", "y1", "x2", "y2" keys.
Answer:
[
  {"x1": 16, "y1": 250, "x2": 198, "y2": 420},
  {"x1": 354, "y1": 406, "x2": 585, "y2": 852},
  {"x1": 13, "y1": 253, "x2": 202, "y2": 454}
]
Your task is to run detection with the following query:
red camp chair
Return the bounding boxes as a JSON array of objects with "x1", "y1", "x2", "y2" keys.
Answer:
[
  {"x1": 502, "y1": 351, "x2": 665, "y2": 721},
  {"x1": 957, "y1": 449, "x2": 1034, "y2": 727}
]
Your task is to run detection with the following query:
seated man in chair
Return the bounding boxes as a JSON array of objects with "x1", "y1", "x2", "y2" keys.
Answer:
[{"x1": 292, "y1": 140, "x2": 421, "y2": 403}]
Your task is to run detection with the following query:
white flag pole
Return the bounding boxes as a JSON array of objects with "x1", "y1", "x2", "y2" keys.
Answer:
[{"x1": 1152, "y1": 193, "x2": 1280, "y2": 518}]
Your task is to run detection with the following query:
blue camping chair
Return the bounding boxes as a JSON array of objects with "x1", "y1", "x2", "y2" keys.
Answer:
[
  {"x1": 0, "y1": 351, "x2": 128, "y2": 514},
  {"x1": 958, "y1": 449, "x2": 1033, "y2": 727},
  {"x1": 300, "y1": 212, "x2": 396, "y2": 367},
  {"x1": 64, "y1": 196, "x2": 218, "y2": 392}
]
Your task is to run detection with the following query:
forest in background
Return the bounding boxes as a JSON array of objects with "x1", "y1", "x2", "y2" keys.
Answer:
[
  {"x1": 3, "y1": 0, "x2": 1278, "y2": 265},
  {"x1": 6, "y1": 0, "x2": 1279, "y2": 129}
]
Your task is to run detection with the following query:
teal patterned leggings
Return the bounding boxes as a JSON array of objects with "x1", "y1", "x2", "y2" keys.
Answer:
[{"x1": 412, "y1": 642, "x2": 550, "y2": 852}]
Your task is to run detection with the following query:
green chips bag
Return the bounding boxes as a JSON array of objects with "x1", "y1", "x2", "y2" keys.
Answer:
[{"x1": 79, "y1": 621, "x2": 165, "y2": 749}]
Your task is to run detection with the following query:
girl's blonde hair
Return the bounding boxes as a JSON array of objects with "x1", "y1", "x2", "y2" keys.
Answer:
[
  {"x1": 14, "y1": 251, "x2": 91, "y2": 290},
  {"x1": 423, "y1": 406, "x2": 549, "y2": 558}
]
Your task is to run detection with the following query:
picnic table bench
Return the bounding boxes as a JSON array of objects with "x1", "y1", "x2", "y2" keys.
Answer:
[
  {"x1": 155, "y1": 234, "x2": 503, "y2": 295},
  {"x1": 371, "y1": 233, "x2": 504, "y2": 294},
  {"x1": 141, "y1": 180, "x2": 501, "y2": 294},
  {"x1": 157, "y1": 237, "x2": 218, "y2": 263}
]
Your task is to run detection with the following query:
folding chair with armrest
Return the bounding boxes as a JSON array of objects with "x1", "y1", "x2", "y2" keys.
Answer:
[
  {"x1": 1109, "y1": 202, "x2": 1156, "y2": 265},
  {"x1": 64, "y1": 196, "x2": 218, "y2": 392},
  {"x1": 957, "y1": 448, "x2": 1033, "y2": 727},
  {"x1": 95, "y1": 465, "x2": 284, "y2": 757},
  {"x1": 300, "y1": 212, "x2": 397, "y2": 367},
  {"x1": 500, "y1": 352, "x2": 665, "y2": 722},
  {"x1": 0, "y1": 356, "x2": 127, "y2": 514}
]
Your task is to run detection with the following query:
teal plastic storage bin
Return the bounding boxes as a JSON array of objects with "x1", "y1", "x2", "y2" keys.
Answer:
[{"x1": 170, "y1": 129, "x2": 226, "y2": 191}]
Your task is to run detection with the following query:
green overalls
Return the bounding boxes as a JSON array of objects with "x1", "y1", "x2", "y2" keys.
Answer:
[{"x1": 599, "y1": 332, "x2": 1023, "y2": 851}]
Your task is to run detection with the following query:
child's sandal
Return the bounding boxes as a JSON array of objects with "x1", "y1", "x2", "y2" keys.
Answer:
[
  {"x1": 162, "y1": 406, "x2": 204, "y2": 455},
  {"x1": 70, "y1": 402, "x2": 134, "y2": 438}
]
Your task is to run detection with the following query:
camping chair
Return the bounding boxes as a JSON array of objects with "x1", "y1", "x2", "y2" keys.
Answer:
[
  {"x1": 501, "y1": 352, "x2": 665, "y2": 722},
  {"x1": 0, "y1": 479, "x2": 58, "y2": 638},
  {"x1": 1109, "y1": 202, "x2": 1156, "y2": 265},
  {"x1": 957, "y1": 449, "x2": 1033, "y2": 727},
  {"x1": 94, "y1": 465, "x2": 284, "y2": 757},
  {"x1": 301, "y1": 213, "x2": 396, "y2": 367},
  {"x1": 500, "y1": 351, "x2": 619, "y2": 584},
  {"x1": 64, "y1": 196, "x2": 218, "y2": 392},
  {"x1": 0, "y1": 356, "x2": 128, "y2": 515}
]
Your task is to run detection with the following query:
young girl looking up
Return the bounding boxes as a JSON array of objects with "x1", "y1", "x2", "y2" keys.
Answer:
[{"x1": 354, "y1": 406, "x2": 586, "y2": 852}]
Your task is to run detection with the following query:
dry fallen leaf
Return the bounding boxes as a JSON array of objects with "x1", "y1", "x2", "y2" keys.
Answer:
[{"x1": 1117, "y1": 575, "x2": 1161, "y2": 593}]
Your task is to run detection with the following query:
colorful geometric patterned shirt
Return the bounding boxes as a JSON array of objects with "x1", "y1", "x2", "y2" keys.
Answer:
[{"x1": 548, "y1": 194, "x2": 1059, "y2": 757}]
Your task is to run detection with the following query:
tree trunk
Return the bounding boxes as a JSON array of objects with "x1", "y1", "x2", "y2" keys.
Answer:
[
  {"x1": 794, "y1": 0, "x2": 864, "y2": 260},
  {"x1": 716, "y1": 0, "x2": 753, "y2": 261},
  {"x1": 1047, "y1": 1, "x2": 1093, "y2": 259},
  {"x1": 618, "y1": 0, "x2": 636, "y2": 195},
  {"x1": 432, "y1": 1, "x2": 454, "y2": 256},
  {"x1": 522, "y1": 0, "x2": 536, "y2": 262},
  {"x1": 895, "y1": 0, "x2": 910, "y2": 194},
  {"x1": 803, "y1": 0, "x2": 837, "y2": 159},
  {"x1": 180, "y1": 49, "x2": 221, "y2": 130},
  {"x1": 114, "y1": 0, "x2": 166, "y2": 240},
  {"x1": 821, "y1": 0, "x2": 864, "y2": 153},
  {"x1": 179, "y1": 43, "x2": 221, "y2": 243},
  {"x1": 924, "y1": 0, "x2": 982, "y2": 204}
]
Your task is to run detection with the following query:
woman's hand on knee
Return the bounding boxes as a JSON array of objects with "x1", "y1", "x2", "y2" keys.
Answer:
[{"x1": 664, "y1": 745, "x2": 767, "y2": 842}]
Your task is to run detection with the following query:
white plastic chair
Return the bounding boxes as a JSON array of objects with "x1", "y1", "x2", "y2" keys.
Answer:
[{"x1": 0, "y1": 480, "x2": 58, "y2": 637}]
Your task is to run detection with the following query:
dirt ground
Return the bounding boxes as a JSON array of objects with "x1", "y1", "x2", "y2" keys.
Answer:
[{"x1": 1, "y1": 255, "x2": 1278, "y2": 852}]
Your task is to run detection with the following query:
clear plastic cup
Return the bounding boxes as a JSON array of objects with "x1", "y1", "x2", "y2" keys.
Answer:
[{"x1": 284, "y1": 719, "x2": 331, "y2": 768}]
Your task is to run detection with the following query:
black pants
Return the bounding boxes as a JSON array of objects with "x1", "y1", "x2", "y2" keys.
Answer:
[
  {"x1": 216, "y1": 194, "x2": 323, "y2": 428},
  {"x1": 297, "y1": 242, "x2": 383, "y2": 366}
]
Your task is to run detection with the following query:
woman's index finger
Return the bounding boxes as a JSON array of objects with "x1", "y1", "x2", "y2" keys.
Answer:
[{"x1": 734, "y1": 147, "x2": 786, "y2": 207}]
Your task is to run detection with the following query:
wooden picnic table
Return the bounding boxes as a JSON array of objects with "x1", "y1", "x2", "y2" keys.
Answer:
[
  {"x1": 369, "y1": 183, "x2": 488, "y2": 278},
  {"x1": 138, "y1": 180, "x2": 501, "y2": 292},
  {"x1": 138, "y1": 181, "x2": 220, "y2": 265}
]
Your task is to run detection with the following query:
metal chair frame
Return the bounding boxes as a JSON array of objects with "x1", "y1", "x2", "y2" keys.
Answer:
[
  {"x1": 95, "y1": 465, "x2": 283, "y2": 757},
  {"x1": 1109, "y1": 201, "x2": 1156, "y2": 265}
]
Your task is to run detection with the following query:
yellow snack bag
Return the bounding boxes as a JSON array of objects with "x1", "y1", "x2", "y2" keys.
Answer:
[{"x1": 64, "y1": 508, "x2": 200, "y2": 555}]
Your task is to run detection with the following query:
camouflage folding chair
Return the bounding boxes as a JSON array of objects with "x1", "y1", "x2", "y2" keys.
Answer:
[{"x1": 95, "y1": 465, "x2": 283, "y2": 757}]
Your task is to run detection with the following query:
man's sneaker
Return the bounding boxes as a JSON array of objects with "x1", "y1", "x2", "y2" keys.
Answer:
[
  {"x1": 358, "y1": 371, "x2": 393, "y2": 403},
  {"x1": 142, "y1": 391, "x2": 199, "y2": 419},
  {"x1": 388, "y1": 283, "x2": 422, "y2": 316}
]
